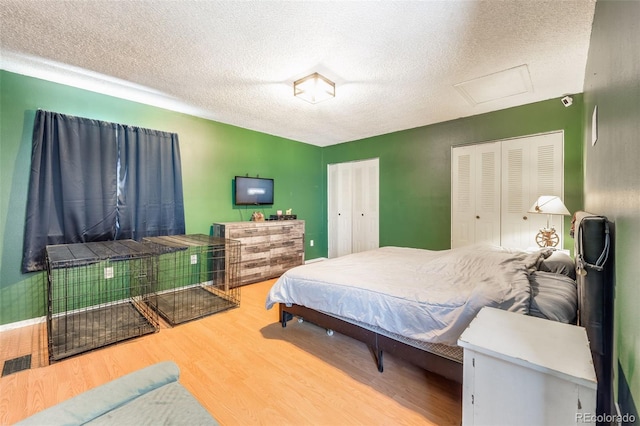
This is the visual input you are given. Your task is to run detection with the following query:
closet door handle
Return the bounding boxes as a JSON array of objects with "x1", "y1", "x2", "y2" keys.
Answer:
[
  {"x1": 476, "y1": 215, "x2": 480, "y2": 219},
  {"x1": 523, "y1": 216, "x2": 528, "y2": 220}
]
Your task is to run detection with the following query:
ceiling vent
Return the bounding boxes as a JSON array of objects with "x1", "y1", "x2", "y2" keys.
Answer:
[{"x1": 454, "y1": 64, "x2": 533, "y2": 106}]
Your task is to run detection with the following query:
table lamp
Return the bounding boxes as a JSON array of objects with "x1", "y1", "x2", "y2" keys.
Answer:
[{"x1": 528, "y1": 195, "x2": 570, "y2": 247}]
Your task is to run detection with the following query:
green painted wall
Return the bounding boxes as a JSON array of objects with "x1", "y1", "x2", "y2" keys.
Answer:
[
  {"x1": 582, "y1": 0, "x2": 640, "y2": 418},
  {"x1": 0, "y1": 70, "x2": 324, "y2": 325},
  {"x1": 0, "y1": 71, "x2": 586, "y2": 329},
  {"x1": 323, "y1": 96, "x2": 584, "y2": 251}
]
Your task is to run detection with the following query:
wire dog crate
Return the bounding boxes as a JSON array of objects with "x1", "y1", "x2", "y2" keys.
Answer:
[
  {"x1": 142, "y1": 234, "x2": 241, "y2": 326},
  {"x1": 45, "y1": 240, "x2": 159, "y2": 362}
]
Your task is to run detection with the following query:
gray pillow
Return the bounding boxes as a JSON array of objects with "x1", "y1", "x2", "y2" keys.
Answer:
[
  {"x1": 537, "y1": 251, "x2": 576, "y2": 280},
  {"x1": 529, "y1": 271, "x2": 577, "y2": 324}
]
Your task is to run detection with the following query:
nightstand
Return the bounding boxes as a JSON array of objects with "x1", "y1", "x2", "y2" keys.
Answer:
[{"x1": 458, "y1": 307, "x2": 597, "y2": 426}]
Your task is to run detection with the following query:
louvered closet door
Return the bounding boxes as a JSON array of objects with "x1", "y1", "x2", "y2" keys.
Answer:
[
  {"x1": 501, "y1": 132, "x2": 564, "y2": 249},
  {"x1": 451, "y1": 143, "x2": 500, "y2": 248},
  {"x1": 452, "y1": 146, "x2": 476, "y2": 248},
  {"x1": 352, "y1": 158, "x2": 379, "y2": 253},
  {"x1": 328, "y1": 162, "x2": 353, "y2": 258},
  {"x1": 474, "y1": 143, "x2": 501, "y2": 245}
]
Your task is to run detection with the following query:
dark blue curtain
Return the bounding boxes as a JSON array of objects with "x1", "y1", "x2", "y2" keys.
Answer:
[
  {"x1": 22, "y1": 110, "x2": 185, "y2": 272},
  {"x1": 117, "y1": 126, "x2": 185, "y2": 240}
]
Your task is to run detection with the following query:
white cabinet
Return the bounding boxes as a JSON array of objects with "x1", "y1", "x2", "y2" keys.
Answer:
[
  {"x1": 451, "y1": 132, "x2": 564, "y2": 250},
  {"x1": 458, "y1": 307, "x2": 597, "y2": 426},
  {"x1": 451, "y1": 142, "x2": 501, "y2": 248},
  {"x1": 328, "y1": 158, "x2": 379, "y2": 258}
]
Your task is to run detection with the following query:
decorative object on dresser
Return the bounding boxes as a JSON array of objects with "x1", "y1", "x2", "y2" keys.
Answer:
[
  {"x1": 213, "y1": 220, "x2": 304, "y2": 286},
  {"x1": 458, "y1": 307, "x2": 597, "y2": 426},
  {"x1": 251, "y1": 211, "x2": 265, "y2": 222}
]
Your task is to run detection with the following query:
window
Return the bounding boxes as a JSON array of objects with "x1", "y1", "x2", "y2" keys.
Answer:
[{"x1": 22, "y1": 110, "x2": 185, "y2": 272}]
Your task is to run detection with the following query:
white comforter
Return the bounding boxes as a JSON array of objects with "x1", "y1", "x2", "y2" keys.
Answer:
[{"x1": 266, "y1": 245, "x2": 545, "y2": 345}]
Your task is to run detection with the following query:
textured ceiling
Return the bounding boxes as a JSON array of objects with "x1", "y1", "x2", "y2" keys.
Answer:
[{"x1": 0, "y1": 1, "x2": 596, "y2": 147}]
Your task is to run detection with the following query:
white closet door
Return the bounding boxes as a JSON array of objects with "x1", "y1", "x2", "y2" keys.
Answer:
[
  {"x1": 451, "y1": 146, "x2": 476, "y2": 248},
  {"x1": 451, "y1": 143, "x2": 500, "y2": 248},
  {"x1": 501, "y1": 132, "x2": 564, "y2": 249},
  {"x1": 474, "y1": 143, "x2": 501, "y2": 246},
  {"x1": 352, "y1": 158, "x2": 379, "y2": 253},
  {"x1": 328, "y1": 163, "x2": 353, "y2": 258}
]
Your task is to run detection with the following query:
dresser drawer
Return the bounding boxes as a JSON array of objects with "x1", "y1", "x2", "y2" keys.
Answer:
[
  {"x1": 269, "y1": 238, "x2": 302, "y2": 251},
  {"x1": 270, "y1": 253, "x2": 304, "y2": 276},
  {"x1": 226, "y1": 226, "x2": 270, "y2": 239},
  {"x1": 268, "y1": 223, "x2": 303, "y2": 236}
]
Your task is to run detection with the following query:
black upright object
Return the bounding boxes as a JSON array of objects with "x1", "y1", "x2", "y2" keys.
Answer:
[{"x1": 576, "y1": 216, "x2": 613, "y2": 421}]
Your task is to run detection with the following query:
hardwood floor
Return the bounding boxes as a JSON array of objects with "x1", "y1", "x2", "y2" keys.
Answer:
[{"x1": 0, "y1": 279, "x2": 462, "y2": 425}]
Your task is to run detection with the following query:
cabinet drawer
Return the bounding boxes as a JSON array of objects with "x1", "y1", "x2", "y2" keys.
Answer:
[
  {"x1": 269, "y1": 238, "x2": 302, "y2": 251},
  {"x1": 268, "y1": 223, "x2": 303, "y2": 236},
  {"x1": 238, "y1": 270, "x2": 270, "y2": 285},
  {"x1": 240, "y1": 240, "x2": 271, "y2": 255},
  {"x1": 227, "y1": 228, "x2": 269, "y2": 241},
  {"x1": 226, "y1": 226, "x2": 270, "y2": 239},
  {"x1": 240, "y1": 247, "x2": 270, "y2": 262},
  {"x1": 270, "y1": 253, "x2": 303, "y2": 266},
  {"x1": 238, "y1": 259, "x2": 269, "y2": 284},
  {"x1": 240, "y1": 257, "x2": 269, "y2": 269},
  {"x1": 270, "y1": 254, "x2": 304, "y2": 276}
]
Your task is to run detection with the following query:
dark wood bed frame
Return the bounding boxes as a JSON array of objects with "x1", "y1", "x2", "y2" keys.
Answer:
[
  {"x1": 278, "y1": 214, "x2": 613, "y2": 415},
  {"x1": 279, "y1": 303, "x2": 463, "y2": 383}
]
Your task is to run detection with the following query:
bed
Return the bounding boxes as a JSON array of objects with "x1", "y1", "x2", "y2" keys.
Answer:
[
  {"x1": 266, "y1": 244, "x2": 576, "y2": 381},
  {"x1": 265, "y1": 213, "x2": 613, "y2": 416}
]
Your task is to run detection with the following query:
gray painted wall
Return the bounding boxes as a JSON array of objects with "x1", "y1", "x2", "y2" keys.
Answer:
[{"x1": 582, "y1": 0, "x2": 640, "y2": 418}]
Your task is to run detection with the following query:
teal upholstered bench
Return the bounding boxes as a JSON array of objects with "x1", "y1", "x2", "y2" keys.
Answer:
[{"x1": 16, "y1": 361, "x2": 218, "y2": 425}]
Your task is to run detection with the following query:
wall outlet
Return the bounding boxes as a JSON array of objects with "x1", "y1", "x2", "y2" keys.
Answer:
[
  {"x1": 104, "y1": 267, "x2": 114, "y2": 279},
  {"x1": 310, "y1": 239, "x2": 314, "y2": 247},
  {"x1": 190, "y1": 254, "x2": 198, "y2": 265}
]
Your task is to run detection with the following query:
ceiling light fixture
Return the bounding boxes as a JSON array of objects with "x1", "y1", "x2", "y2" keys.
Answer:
[{"x1": 293, "y1": 73, "x2": 335, "y2": 104}]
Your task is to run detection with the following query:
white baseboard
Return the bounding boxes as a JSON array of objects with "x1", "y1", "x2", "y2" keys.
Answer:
[
  {"x1": 305, "y1": 257, "x2": 327, "y2": 264},
  {"x1": 0, "y1": 316, "x2": 46, "y2": 333}
]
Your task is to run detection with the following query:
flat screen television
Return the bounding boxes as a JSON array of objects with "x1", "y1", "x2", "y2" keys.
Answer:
[{"x1": 234, "y1": 176, "x2": 274, "y2": 205}]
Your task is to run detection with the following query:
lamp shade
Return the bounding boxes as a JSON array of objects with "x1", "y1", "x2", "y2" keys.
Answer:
[
  {"x1": 528, "y1": 195, "x2": 570, "y2": 216},
  {"x1": 294, "y1": 73, "x2": 335, "y2": 104}
]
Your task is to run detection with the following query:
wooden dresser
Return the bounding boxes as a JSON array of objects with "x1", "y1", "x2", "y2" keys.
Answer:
[{"x1": 212, "y1": 220, "x2": 304, "y2": 286}]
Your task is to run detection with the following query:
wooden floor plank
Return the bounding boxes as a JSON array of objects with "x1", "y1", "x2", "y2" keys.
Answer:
[{"x1": 0, "y1": 279, "x2": 461, "y2": 425}]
